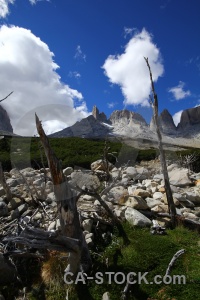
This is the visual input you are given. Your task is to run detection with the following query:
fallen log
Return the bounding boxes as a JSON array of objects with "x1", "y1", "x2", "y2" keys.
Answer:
[{"x1": 3, "y1": 226, "x2": 80, "y2": 253}]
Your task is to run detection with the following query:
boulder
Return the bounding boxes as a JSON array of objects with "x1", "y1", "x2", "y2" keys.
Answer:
[
  {"x1": 71, "y1": 171, "x2": 100, "y2": 192},
  {"x1": 153, "y1": 192, "x2": 164, "y2": 200},
  {"x1": 91, "y1": 159, "x2": 114, "y2": 172},
  {"x1": 184, "y1": 191, "x2": 200, "y2": 204},
  {"x1": 82, "y1": 219, "x2": 93, "y2": 232},
  {"x1": 63, "y1": 167, "x2": 74, "y2": 176},
  {"x1": 125, "y1": 207, "x2": 151, "y2": 227},
  {"x1": 8, "y1": 197, "x2": 23, "y2": 210},
  {"x1": 124, "y1": 167, "x2": 137, "y2": 179},
  {"x1": 132, "y1": 188, "x2": 151, "y2": 199},
  {"x1": 108, "y1": 186, "x2": 128, "y2": 204},
  {"x1": 151, "y1": 205, "x2": 169, "y2": 213},
  {"x1": 168, "y1": 168, "x2": 192, "y2": 187},
  {"x1": 145, "y1": 197, "x2": 163, "y2": 209},
  {"x1": 124, "y1": 196, "x2": 149, "y2": 210}
]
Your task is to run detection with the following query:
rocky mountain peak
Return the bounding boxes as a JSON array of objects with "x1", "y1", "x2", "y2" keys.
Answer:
[
  {"x1": 0, "y1": 105, "x2": 13, "y2": 133},
  {"x1": 109, "y1": 109, "x2": 147, "y2": 127},
  {"x1": 178, "y1": 106, "x2": 200, "y2": 129},
  {"x1": 92, "y1": 105, "x2": 107, "y2": 123},
  {"x1": 150, "y1": 109, "x2": 176, "y2": 135}
]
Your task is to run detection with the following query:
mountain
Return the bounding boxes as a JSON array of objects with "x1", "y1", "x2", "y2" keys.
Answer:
[
  {"x1": 150, "y1": 109, "x2": 177, "y2": 135},
  {"x1": 49, "y1": 105, "x2": 200, "y2": 148},
  {"x1": 0, "y1": 105, "x2": 13, "y2": 134},
  {"x1": 49, "y1": 115, "x2": 111, "y2": 138}
]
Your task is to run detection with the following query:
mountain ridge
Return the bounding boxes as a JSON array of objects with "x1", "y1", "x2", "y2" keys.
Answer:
[{"x1": 49, "y1": 105, "x2": 200, "y2": 149}]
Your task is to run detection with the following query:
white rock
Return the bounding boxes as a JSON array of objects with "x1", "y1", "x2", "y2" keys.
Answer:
[
  {"x1": 71, "y1": 171, "x2": 100, "y2": 191},
  {"x1": 125, "y1": 167, "x2": 137, "y2": 179},
  {"x1": 145, "y1": 197, "x2": 163, "y2": 208},
  {"x1": 125, "y1": 207, "x2": 151, "y2": 227},
  {"x1": 48, "y1": 221, "x2": 56, "y2": 231},
  {"x1": 183, "y1": 212, "x2": 199, "y2": 221},
  {"x1": 82, "y1": 219, "x2": 93, "y2": 232},
  {"x1": 168, "y1": 168, "x2": 192, "y2": 187},
  {"x1": 153, "y1": 192, "x2": 163, "y2": 200},
  {"x1": 63, "y1": 167, "x2": 74, "y2": 176},
  {"x1": 151, "y1": 205, "x2": 169, "y2": 213},
  {"x1": 102, "y1": 292, "x2": 110, "y2": 300}
]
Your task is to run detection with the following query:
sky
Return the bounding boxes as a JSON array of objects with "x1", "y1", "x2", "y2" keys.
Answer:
[{"x1": 0, "y1": 0, "x2": 200, "y2": 136}]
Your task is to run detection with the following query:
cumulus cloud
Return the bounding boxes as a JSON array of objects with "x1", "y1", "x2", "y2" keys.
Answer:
[
  {"x1": 173, "y1": 110, "x2": 183, "y2": 126},
  {"x1": 0, "y1": 25, "x2": 89, "y2": 136},
  {"x1": 102, "y1": 28, "x2": 164, "y2": 107},
  {"x1": 168, "y1": 81, "x2": 191, "y2": 100},
  {"x1": 0, "y1": 0, "x2": 15, "y2": 18},
  {"x1": 74, "y1": 45, "x2": 86, "y2": 62}
]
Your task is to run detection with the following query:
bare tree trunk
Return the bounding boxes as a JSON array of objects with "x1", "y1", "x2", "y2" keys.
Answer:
[
  {"x1": 144, "y1": 57, "x2": 177, "y2": 228},
  {"x1": 0, "y1": 162, "x2": 12, "y2": 203},
  {"x1": 35, "y1": 114, "x2": 91, "y2": 274}
]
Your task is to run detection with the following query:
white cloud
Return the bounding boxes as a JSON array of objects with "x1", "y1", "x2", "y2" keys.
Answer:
[
  {"x1": 102, "y1": 28, "x2": 164, "y2": 107},
  {"x1": 173, "y1": 110, "x2": 183, "y2": 126},
  {"x1": 74, "y1": 45, "x2": 86, "y2": 62},
  {"x1": 168, "y1": 81, "x2": 191, "y2": 100},
  {"x1": 0, "y1": 1, "x2": 50, "y2": 19},
  {"x1": 107, "y1": 102, "x2": 117, "y2": 109},
  {"x1": 29, "y1": 0, "x2": 50, "y2": 5},
  {"x1": 123, "y1": 27, "x2": 136, "y2": 38},
  {"x1": 0, "y1": 0, "x2": 15, "y2": 18},
  {"x1": 0, "y1": 25, "x2": 89, "y2": 136},
  {"x1": 68, "y1": 71, "x2": 81, "y2": 79}
]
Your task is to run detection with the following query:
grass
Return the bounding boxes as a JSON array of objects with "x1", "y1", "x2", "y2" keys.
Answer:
[{"x1": 3, "y1": 223, "x2": 197, "y2": 300}]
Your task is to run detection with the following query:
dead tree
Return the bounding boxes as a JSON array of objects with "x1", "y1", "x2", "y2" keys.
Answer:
[
  {"x1": 144, "y1": 57, "x2": 177, "y2": 228},
  {"x1": 0, "y1": 162, "x2": 12, "y2": 202},
  {"x1": 35, "y1": 113, "x2": 91, "y2": 274}
]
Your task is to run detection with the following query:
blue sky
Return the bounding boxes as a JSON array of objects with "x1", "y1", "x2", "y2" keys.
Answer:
[{"x1": 0, "y1": 0, "x2": 200, "y2": 135}]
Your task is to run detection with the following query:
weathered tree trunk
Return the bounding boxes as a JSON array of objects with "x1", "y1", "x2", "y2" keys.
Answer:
[
  {"x1": 144, "y1": 57, "x2": 177, "y2": 227},
  {"x1": 35, "y1": 114, "x2": 91, "y2": 274},
  {"x1": 0, "y1": 162, "x2": 12, "y2": 202}
]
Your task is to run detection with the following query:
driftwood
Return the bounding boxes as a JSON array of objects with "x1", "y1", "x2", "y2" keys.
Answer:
[
  {"x1": 165, "y1": 249, "x2": 185, "y2": 276},
  {"x1": 35, "y1": 113, "x2": 91, "y2": 274}
]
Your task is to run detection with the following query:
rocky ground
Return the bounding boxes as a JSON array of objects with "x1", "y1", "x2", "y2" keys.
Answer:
[{"x1": 0, "y1": 158, "x2": 200, "y2": 296}]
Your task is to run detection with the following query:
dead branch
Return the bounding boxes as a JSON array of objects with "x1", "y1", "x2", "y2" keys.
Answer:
[
  {"x1": 165, "y1": 249, "x2": 185, "y2": 276},
  {"x1": 3, "y1": 226, "x2": 81, "y2": 253},
  {"x1": 0, "y1": 91, "x2": 13, "y2": 103},
  {"x1": 144, "y1": 57, "x2": 177, "y2": 228}
]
